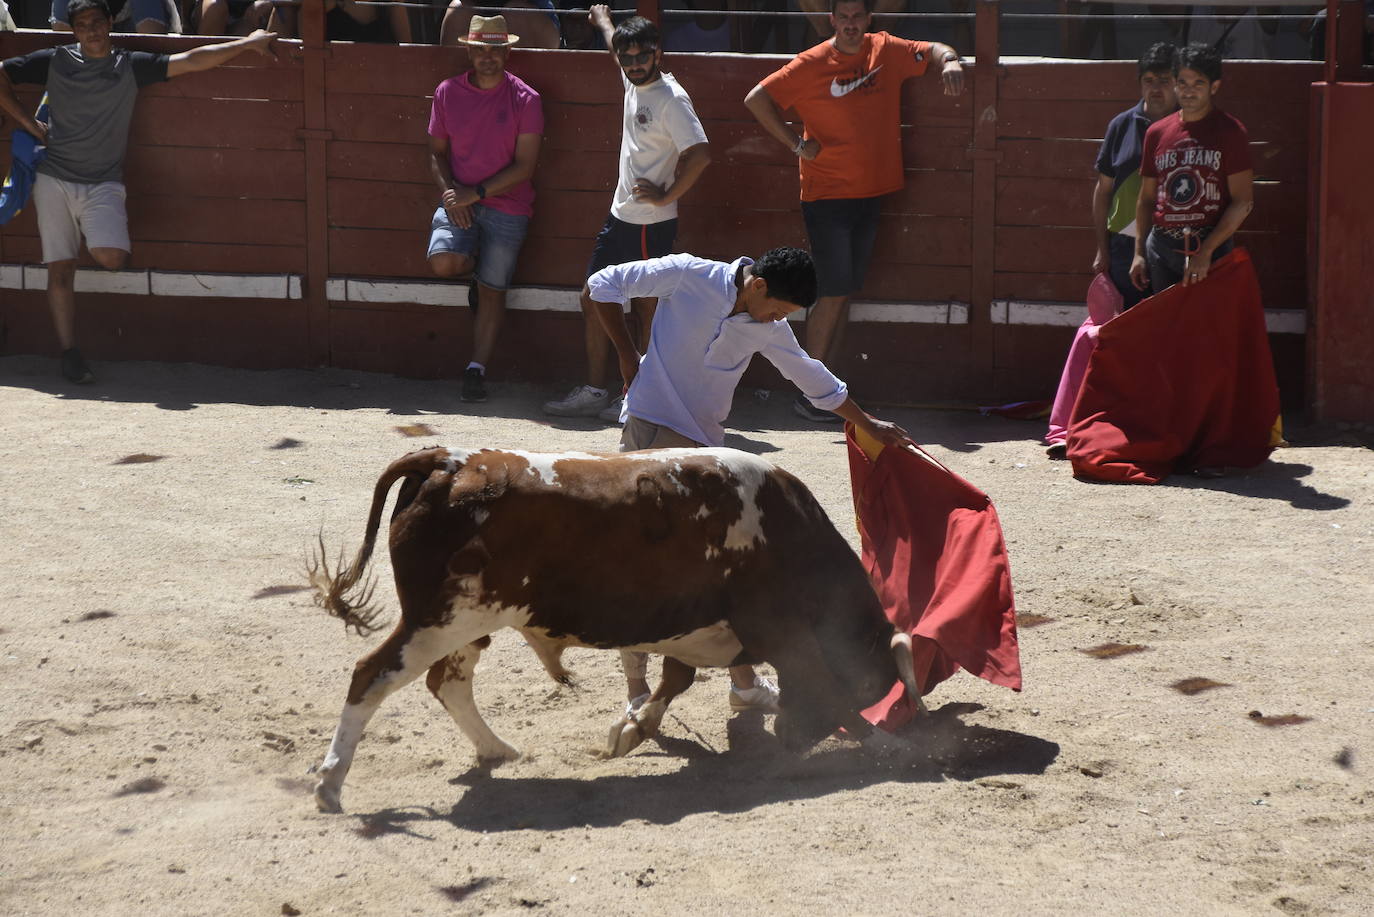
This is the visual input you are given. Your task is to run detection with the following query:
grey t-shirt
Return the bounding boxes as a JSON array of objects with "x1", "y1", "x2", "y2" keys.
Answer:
[{"x1": 3, "y1": 45, "x2": 169, "y2": 184}]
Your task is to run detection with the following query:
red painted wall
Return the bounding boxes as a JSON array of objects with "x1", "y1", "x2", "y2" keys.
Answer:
[
  {"x1": 1308, "y1": 82, "x2": 1374, "y2": 421},
  {"x1": 0, "y1": 33, "x2": 1315, "y2": 405}
]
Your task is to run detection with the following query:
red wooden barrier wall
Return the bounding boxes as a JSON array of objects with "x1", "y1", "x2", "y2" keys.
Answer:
[{"x1": 0, "y1": 27, "x2": 1314, "y2": 404}]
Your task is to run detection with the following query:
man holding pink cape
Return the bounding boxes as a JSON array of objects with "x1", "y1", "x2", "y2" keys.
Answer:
[{"x1": 1045, "y1": 43, "x2": 1176, "y2": 457}]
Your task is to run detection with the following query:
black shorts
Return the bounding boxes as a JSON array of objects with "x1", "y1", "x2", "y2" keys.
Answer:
[
  {"x1": 800, "y1": 196, "x2": 883, "y2": 299},
  {"x1": 587, "y1": 214, "x2": 678, "y2": 278}
]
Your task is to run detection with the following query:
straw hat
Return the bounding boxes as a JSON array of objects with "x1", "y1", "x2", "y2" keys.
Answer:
[{"x1": 458, "y1": 15, "x2": 520, "y2": 47}]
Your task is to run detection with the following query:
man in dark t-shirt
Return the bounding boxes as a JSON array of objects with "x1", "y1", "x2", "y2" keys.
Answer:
[
  {"x1": 0, "y1": 0, "x2": 277, "y2": 383},
  {"x1": 1092, "y1": 41, "x2": 1176, "y2": 310},
  {"x1": 1130, "y1": 43, "x2": 1254, "y2": 295}
]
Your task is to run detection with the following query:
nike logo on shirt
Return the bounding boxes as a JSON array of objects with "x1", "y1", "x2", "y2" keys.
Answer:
[{"x1": 830, "y1": 65, "x2": 883, "y2": 98}]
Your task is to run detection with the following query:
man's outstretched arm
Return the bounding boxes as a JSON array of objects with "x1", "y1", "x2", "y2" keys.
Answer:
[
  {"x1": 831, "y1": 397, "x2": 913, "y2": 448},
  {"x1": 167, "y1": 29, "x2": 278, "y2": 79},
  {"x1": 589, "y1": 4, "x2": 618, "y2": 63}
]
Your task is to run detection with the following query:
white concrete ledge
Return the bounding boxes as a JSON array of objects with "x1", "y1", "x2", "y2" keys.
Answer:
[
  {"x1": 992, "y1": 299, "x2": 1306, "y2": 335},
  {"x1": 0, "y1": 263, "x2": 1303, "y2": 333},
  {"x1": 150, "y1": 272, "x2": 296, "y2": 300},
  {"x1": 7, "y1": 265, "x2": 301, "y2": 299},
  {"x1": 23, "y1": 266, "x2": 150, "y2": 295}
]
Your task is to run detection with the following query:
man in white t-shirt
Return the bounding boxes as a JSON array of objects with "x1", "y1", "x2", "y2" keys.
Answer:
[{"x1": 543, "y1": 6, "x2": 712, "y2": 422}]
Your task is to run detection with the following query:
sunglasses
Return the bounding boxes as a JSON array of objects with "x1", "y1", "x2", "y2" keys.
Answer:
[{"x1": 617, "y1": 48, "x2": 656, "y2": 67}]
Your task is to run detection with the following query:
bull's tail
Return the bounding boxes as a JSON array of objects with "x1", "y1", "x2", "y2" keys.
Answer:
[{"x1": 306, "y1": 447, "x2": 451, "y2": 636}]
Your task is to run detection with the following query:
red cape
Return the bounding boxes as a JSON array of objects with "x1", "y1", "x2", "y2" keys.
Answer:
[
  {"x1": 846, "y1": 427, "x2": 1022, "y2": 732},
  {"x1": 1066, "y1": 249, "x2": 1279, "y2": 484}
]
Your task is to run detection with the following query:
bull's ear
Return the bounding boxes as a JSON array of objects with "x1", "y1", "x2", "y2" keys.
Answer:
[{"x1": 889, "y1": 632, "x2": 928, "y2": 715}]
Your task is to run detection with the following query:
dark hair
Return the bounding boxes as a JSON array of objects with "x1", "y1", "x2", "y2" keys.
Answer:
[
  {"x1": 753, "y1": 247, "x2": 817, "y2": 309},
  {"x1": 611, "y1": 16, "x2": 659, "y2": 53},
  {"x1": 66, "y1": 0, "x2": 112, "y2": 20},
  {"x1": 1174, "y1": 43, "x2": 1223, "y2": 82},
  {"x1": 1138, "y1": 42, "x2": 1175, "y2": 77},
  {"x1": 830, "y1": 0, "x2": 875, "y2": 13}
]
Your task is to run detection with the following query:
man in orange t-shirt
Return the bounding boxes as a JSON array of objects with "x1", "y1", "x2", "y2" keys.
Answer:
[{"x1": 745, "y1": 0, "x2": 964, "y2": 422}]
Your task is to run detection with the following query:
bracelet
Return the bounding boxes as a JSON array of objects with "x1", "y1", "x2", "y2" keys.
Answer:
[
  {"x1": 942, "y1": 52, "x2": 960, "y2": 64},
  {"x1": 792, "y1": 136, "x2": 806, "y2": 155},
  {"x1": 475, "y1": 183, "x2": 487, "y2": 200}
]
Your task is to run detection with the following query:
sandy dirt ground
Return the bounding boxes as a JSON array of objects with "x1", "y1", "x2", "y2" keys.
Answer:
[{"x1": 1, "y1": 354, "x2": 1371, "y2": 917}]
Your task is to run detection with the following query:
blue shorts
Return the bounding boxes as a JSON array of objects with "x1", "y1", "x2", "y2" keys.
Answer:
[
  {"x1": 800, "y1": 196, "x2": 882, "y2": 299},
  {"x1": 427, "y1": 204, "x2": 530, "y2": 291},
  {"x1": 51, "y1": 0, "x2": 170, "y2": 27},
  {"x1": 587, "y1": 214, "x2": 677, "y2": 278}
]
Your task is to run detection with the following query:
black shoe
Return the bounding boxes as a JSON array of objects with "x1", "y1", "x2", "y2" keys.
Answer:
[
  {"x1": 60, "y1": 347, "x2": 94, "y2": 384},
  {"x1": 1045, "y1": 442, "x2": 1067, "y2": 459},
  {"x1": 460, "y1": 367, "x2": 487, "y2": 402},
  {"x1": 792, "y1": 395, "x2": 840, "y2": 423}
]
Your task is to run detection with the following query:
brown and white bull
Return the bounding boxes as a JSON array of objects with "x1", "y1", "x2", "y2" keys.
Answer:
[{"x1": 308, "y1": 446, "x2": 921, "y2": 813}]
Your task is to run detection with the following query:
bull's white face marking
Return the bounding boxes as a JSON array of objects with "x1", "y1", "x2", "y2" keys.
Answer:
[{"x1": 472, "y1": 507, "x2": 489, "y2": 526}]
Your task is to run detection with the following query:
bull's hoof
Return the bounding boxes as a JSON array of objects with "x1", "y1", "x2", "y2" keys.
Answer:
[
  {"x1": 603, "y1": 717, "x2": 646, "y2": 758},
  {"x1": 314, "y1": 780, "x2": 343, "y2": 813},
  {"x1": 475, "y1": 745, "x2": 521, "y2": 767}
]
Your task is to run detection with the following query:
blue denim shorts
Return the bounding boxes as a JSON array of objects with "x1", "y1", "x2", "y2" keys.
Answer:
[
  {"x1": 427, "y1": 203, "x2": 530, "y2": 291},
  {"x1": 52, "y1": 0, "x2": 170, "y2": 27}
]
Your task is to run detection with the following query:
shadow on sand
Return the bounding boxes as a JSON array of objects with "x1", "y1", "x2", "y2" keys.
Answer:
[{"x1": 345, "y1": 702, "x2": 1058, "y2": 835}]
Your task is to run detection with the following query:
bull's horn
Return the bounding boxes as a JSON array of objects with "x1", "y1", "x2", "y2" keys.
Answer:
[{"x1": 890, "y1": 632, "x2": 929, "y2": 715}]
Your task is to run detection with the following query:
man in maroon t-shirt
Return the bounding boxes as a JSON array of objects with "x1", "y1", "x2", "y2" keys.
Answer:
[{"x1": 1129, "y1": 43, "x2": 1254, "y2": 293}]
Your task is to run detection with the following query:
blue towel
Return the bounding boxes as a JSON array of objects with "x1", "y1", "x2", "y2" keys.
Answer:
[{"x1": 0, "y1": 97, "x2": 50, "y2": 225}]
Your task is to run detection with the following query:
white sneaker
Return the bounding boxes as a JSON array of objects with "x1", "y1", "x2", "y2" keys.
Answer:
[
  {"x1": 543, "y1": 384, "x2": 609, "y2": 417},
  {"x1": 729, "y1": 676, "x2": 781, "y2": 713},
  {"x1": 598, "y1": 394, "x2": 625, "y2": 423}
]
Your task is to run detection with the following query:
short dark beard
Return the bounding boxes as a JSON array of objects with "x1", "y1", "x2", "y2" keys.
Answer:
[{"x1": 626, "y1": 63, "x2": 660, "y2": 86}]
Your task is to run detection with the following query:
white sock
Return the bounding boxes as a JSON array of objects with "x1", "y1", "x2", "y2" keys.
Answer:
[{"x1": 467, "y1": 362, "x2": 485, "y2": 374}]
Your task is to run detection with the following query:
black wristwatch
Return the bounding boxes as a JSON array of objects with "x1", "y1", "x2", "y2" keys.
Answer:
[{"x1": 475, "y1": 183, "x2": 488, "y2": 200}]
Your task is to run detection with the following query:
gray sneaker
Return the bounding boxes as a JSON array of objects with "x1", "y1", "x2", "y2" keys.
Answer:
[
  {"x1": 543, "y1": 384, "x2": 609, "y2": 417},
  {"x1": 598, "y1": 394, "x2": 625, "y2": 423}
]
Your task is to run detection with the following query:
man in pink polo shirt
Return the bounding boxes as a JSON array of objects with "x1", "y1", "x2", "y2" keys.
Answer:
[{"x1": 427, "y1": 15, "x2": 544, "y2": 403}]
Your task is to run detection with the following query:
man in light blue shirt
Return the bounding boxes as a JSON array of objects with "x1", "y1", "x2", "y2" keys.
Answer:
[
  {"x1": 587, "y1": 246, "x2": 910, "y2": 451},
  {"x1": 588, "y1": 246, "x2": 912, "y2": 714}
]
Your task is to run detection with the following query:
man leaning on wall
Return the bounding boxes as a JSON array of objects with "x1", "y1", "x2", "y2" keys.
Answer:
[
  {"x1": 425, "y1": 14, "x2": 544, "y2": 403},
  {"x1": 542, "y1": 6, "x2": 711, "y2": 422},
  {"x1": 744, "y1": 0, "x2": 964, "y2": 423},
  {"x1": 0, "y1": 0, "x2": 277, "y2": 383}
]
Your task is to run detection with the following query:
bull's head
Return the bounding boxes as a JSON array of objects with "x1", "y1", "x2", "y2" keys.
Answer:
[{"x1": 773, "y1": 631, "x2": 922, "y2": 752}]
